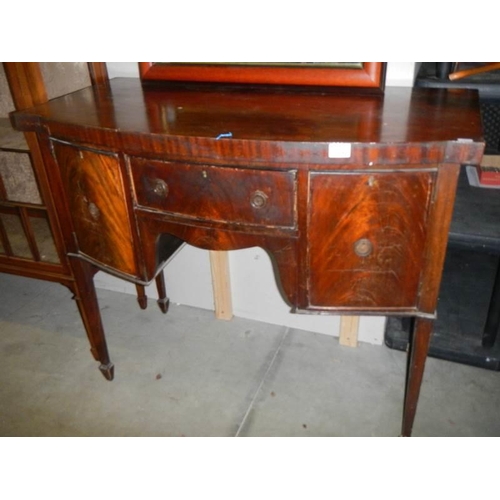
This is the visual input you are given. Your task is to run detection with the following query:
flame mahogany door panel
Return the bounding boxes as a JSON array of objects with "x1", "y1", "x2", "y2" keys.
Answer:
[
  {"x1": 308, "y1": 170, "x2": 435, "y2": 310},
  {"x1": 51, "y1": 141, "x2": 138, "y2": 277}
]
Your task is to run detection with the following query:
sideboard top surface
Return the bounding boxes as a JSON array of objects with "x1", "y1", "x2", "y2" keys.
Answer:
[
  {"x1": 12, "y1": 78, "x2": 483, "y2": 141},
  {"x1": 11, "y1": 78, "x2": 485, "y2": 166}
]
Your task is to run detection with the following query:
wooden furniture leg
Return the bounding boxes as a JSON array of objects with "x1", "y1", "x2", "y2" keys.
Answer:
[
  {"x1": 402, "y1": 317, "x2": 433, "y2": 436},
  {"x1": 136, "y1": 273, "x2": 169, "y2": 313},
  {"x1": 155, "y1": 271, "x2": 169, "y2": 314},
  {"x1": 135, "y1": 284, "x2": 148, "y2": 310},
  {"x1": 70, "y1": 258, "x2": 114, "y2": 380}
]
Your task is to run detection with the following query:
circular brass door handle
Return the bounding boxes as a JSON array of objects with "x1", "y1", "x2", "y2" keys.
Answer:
[
  {"x1": 354, "y1": 238, "x2": 373, "y2": 257},
  {"x1": 151, "y1": 178, "x2": 169, "y2": 198},
  {"x1": 250, "y1": 190, "x2": 268, "y2": 209}
]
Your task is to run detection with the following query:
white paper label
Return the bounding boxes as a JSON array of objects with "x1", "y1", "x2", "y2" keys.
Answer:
[{"x1": 328, "y1": 142, "x2": 352, "y2": 158}]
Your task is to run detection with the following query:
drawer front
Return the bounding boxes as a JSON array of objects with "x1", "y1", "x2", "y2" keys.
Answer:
[
  {"x1": 130, "y1": 158, "x2": 296, "y2": 228},
  {"x1": 308, "y1": 171, "x2": 434, "y2": 309},
  {"x1": 52, "y1": 141, "x2": 137, "y2": 276}
]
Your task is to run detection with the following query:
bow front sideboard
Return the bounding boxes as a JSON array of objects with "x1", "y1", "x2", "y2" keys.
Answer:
[{"x1": 11, "y1": 79, "x2": 484, "y2": 436}]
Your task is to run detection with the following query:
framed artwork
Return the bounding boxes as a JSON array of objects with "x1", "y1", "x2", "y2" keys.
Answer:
[{"x1": 139, "y1": 62, "x2": 386, "y2": 91}]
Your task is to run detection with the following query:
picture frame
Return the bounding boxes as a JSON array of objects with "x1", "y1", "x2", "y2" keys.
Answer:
[{"x1": 139, "y1": 62, "x2": 386, "y2": 91}]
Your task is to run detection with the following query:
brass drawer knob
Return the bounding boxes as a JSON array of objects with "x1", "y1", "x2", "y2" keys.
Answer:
[
  {"x1": 250, "y1": 190, "x2": 268, "y2": 209},
  {"x1": 354, "y1": 238, "x2": 373, "y2": 257},
  {"x1": 151, "y1": 178, "x2": 169, "y2": 198}
]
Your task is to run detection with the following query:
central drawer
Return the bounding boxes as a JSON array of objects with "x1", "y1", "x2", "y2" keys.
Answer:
[{"x1": 130, "y1": 158, "x2": 297, "y2": 228}]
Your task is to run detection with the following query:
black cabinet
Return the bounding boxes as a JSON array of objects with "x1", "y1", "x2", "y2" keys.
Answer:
[{"x1": 385, "y1": 63, "x2": 500, "y2": 370}]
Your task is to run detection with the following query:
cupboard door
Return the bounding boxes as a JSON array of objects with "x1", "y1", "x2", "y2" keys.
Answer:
[
  {"x1": 308, "y1": 170, "x2": 434, "y2": 309},
  {"x1": 52, "y1": 141, "x2": 137, "y2": 276}
]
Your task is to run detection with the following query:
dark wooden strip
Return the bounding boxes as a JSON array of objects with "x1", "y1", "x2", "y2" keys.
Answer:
[
  {"x1": 0, "y1": 173, "x2": 7, "y2": 201},
  {"x1": 0, "y1": 212, "x2": 13, "y2": 256},
  {"x1": 0, "y1": 199, "x2": 50, "y2": 211},
  {"x1": 25, "y1": 207, "x2": 48, "y2": 218},
  {"x1": 0, "y1": 259, "x2": 68, "y2": 281},
  {"x1": 2, "y1": 63, "x2": 48, "y2": 108},
  {"x1": 87, "y1": 63, "x2": 109, "y2": 86},
  {"x1": 19, "y1": 206, "x2": 41, "y2": 261}
]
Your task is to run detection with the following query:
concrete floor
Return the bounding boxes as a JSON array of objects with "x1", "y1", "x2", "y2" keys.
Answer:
[{"x1": 0, "y1": 272, "x2": 499, "y2": 437}]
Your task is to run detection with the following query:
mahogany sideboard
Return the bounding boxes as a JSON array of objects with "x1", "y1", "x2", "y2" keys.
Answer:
[{"x1": 11, "y1": 78, "x2": 484, "y2": 436}]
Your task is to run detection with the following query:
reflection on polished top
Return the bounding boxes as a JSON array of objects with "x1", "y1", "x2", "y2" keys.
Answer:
[{"x1": 14, "y1": 78, "x2": 483, "y2": 146}]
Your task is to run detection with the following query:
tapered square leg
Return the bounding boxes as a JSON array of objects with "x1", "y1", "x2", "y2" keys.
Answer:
[
  {"x1": 135, "y1": 284, "x2": 148, "y2": 310},
  {"x1": 402, "y1": 317, "x2": 433, "y2": 436},
  {"x1": 70, "y1": 258, "x2": 114, "y2": 381},
  {"x1": 155, "y1": 272, "x2": 169, "y2": 314}
]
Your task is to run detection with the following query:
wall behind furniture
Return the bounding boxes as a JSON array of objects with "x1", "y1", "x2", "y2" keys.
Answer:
[{"x1": 96, "y1": 63, "x2": 417, "y2": 345}]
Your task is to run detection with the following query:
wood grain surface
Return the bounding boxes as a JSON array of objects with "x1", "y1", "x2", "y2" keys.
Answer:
[
  {"x1": 52, "y1": 141, "x2": 137, "y2": 276},
  {"x1": 131, "y1": 158, "x2": 296, "y2": 228},
  {"x1": 308, "y1": 170, "x2": 434, "y2": 309}
]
